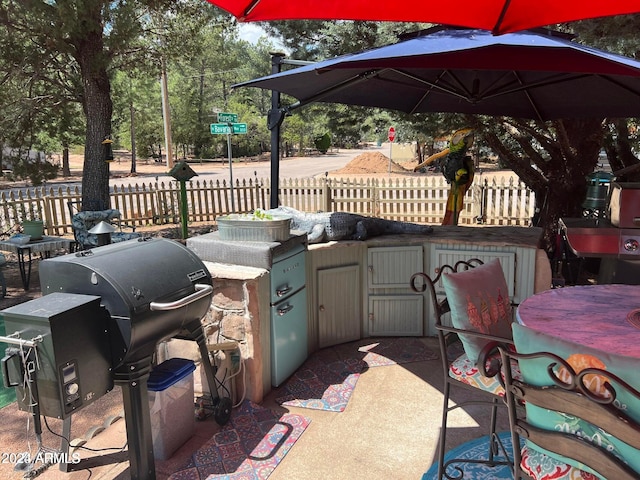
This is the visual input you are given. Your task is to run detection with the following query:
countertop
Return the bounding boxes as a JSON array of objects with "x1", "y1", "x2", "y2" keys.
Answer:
[{"x1": 309, "y1": 225, "x2": 543, "y2": 251}]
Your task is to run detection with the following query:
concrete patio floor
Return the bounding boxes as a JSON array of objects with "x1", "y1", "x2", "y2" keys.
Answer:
[{"x1": 0, "y1": 336, "x2": 510, "y2": 480}]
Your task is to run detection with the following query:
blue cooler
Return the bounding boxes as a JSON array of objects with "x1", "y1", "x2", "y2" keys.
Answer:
[{"x1": 148, "y1": 358, "x2": 196, "y2": 460}]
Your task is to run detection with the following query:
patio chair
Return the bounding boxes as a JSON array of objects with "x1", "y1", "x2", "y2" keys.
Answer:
[
  {"x1": 68, "y1": 201, "x2": 140, "y2": 250},
  {"x1": 501, "y1": 323, "x2": 640, "y2": 480},
  {"x1": 410, "y1": 258, "x2": 517, "y2": 479}
]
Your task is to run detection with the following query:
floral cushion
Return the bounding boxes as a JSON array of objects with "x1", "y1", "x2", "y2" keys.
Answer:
[
  {"x1": 449, "y1": 350, "x2": 520, "y2": 397},
  {"x1": 520, "y1": 444, "x2": 597, "y2": 480},
  {"x1": 513, "y1": 323, "x2": 640, "y2": 478},
  {"x1": 442, "y1": 258, "x2": 513, "y2": 364}
]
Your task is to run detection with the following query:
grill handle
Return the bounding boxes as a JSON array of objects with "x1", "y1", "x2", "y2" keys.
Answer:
[{"x1": 149, "y1": 284, "x2": 213, "y2": 311}]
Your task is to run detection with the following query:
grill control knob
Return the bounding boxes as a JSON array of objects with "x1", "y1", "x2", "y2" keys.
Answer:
[
  {"x1": 624, "y1": 238, "x2": 639, "y2": 252},
  {"x1": 66, "y1": 383, "x2": 79, "y2": 395}
]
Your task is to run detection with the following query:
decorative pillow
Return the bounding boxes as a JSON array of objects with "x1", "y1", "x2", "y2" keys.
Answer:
[
  {"x1": 441, "y1": 258, "x2": 513, "y2": 364},
  {"x1": 512, "y1": 323, "x2": 640, "y2": 477}
]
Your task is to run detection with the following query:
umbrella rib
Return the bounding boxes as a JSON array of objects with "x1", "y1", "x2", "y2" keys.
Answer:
[
  {"x1": 407, "y1": 71, "x2": 450, "y2": 115},
  {"x1": 391, "y1": 69, "x2": 473, "y2": 112},
  {"x1": 287, "y1": 69, "x2": 383, "y2": 110},
  {"x1": 482, "y1": 73, "x2": 586, "y2": 98},
  {"x1": 243, "y1": 0, "x2": 261, "y2": 18},
  {"x1": 511, "y1": 71, "x2": 544, "y2": 122},
  {"x1": 598, "y1": 74, "x2": 640, "y2": 100},
  {"x1": 493, "y1": 0, "x2": 512, "y2": 35}
]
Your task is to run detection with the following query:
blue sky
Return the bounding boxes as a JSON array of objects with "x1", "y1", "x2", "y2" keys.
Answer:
[{"x1": 238, "y1": 23, "x2": 288, "y2": 51}]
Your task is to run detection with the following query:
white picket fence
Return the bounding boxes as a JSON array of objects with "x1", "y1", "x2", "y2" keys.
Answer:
[{"x1": 0, "y1": 176, "x2": 535, "y2": 237}]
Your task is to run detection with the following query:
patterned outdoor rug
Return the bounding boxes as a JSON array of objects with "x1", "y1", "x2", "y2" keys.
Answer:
[
  {"x1": 168, "y1": 400, "x2": 310, "y2": 480},
  {"x1": 422, "y1": 431, "x2": 520, "y2": 480},
  {"x1": 333, "y1": 337, "x2": 438, "y2": 368},
  {"x1": 275, "y1": 337, "x2": 437, "y2": 412}
]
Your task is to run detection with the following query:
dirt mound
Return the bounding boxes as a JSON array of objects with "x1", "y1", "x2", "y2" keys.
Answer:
[{"x1": 332, "y1": 151, "x2": 409, "y2": 175}]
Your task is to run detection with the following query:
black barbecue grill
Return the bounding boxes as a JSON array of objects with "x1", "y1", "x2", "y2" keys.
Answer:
[
  {"x1": 1, "y1": 237, "x2": 228, "y2": 480},
  {"x1": 560, "y1": 182, "x2": 640, "y2": 284}
]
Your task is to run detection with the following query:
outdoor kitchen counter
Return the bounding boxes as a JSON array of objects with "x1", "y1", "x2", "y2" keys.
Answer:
[
  {"x1": 183, "y1": 226, "x2": 551, "y2": 400},
  {"x1": 306, "y1": 225, "x2": 551, "y2": 344},
  {"x1": 362, "y1": 225, "x2": 544, "y2": 248},
  {"x1": 305, "y1": 225, "x2": 543, "y2": 251},
  {"x1": 308, "y1": 225, "x2": 549, "y2": 297}
]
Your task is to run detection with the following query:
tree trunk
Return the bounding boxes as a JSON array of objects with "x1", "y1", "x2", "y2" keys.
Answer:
[
  {"x1": 62, "y1": 146, "x2": 70, "y2": 177},
  {"x1": 72, "y1": 5, "x2": 112, "y2": 211},
  {"x1": 415, "y1": 141, "x2": 423, "y2": 164},
  {"x1": 130, "y1": 103, "x2": 137, "y2": 174},
  {"x1": 480, "y1": 117, "x2": 604, "y2": 255}
]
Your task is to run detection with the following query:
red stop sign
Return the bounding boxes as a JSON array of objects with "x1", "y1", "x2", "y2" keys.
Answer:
[{"x1": 388, "y1": 126, "x2": 396, "y2": 142}]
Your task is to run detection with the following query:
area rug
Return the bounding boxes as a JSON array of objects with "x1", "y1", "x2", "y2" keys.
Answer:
[
  {"x1": 274, "y1": 347, "x2": 365, "y2": 412},
  {"x1": 422, "y1": 431, "x2": 520, "y2": 480},
  {"x1": 275, "y1": 337, "x2": 438, "y2": 412},
  {"x1": 168, "y1": 400, "x2": 310, "y2": 480},
  {"x1": 334, "y1": 337, "x2": 438, "y2": 368}
]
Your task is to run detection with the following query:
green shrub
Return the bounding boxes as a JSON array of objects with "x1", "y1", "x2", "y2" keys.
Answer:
[{"x1": 314, "y1": 133, "x2": 331, "y2": 154}]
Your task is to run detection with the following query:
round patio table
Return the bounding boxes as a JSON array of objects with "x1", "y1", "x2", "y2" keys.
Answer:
[{"x1": 516, "y1": 284, "x2": 640, "y2": 359}]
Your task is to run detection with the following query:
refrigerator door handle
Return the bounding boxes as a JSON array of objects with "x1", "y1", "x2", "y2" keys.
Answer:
[
  {"x1": 277, "y1": 303, "x2": 294, "y2": 316},
  {"x1": 275, "y1": 285, "x2": 292, "y2": 297}
]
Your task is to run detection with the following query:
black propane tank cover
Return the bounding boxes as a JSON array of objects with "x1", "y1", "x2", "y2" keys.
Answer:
[{"x1": 169, "y1": 160, "x2": 198, "y2": 182}]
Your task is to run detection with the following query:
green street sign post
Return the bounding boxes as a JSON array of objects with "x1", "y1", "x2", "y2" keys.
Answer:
[
  {"x1": 210, "y1": 116, "x2": 248, "y2": 213},
  {"x1": 217, "y1": 112, "x2": 238, "y2": 123},
  {"x1": 231, "y1": 123, "x2": 247, "y2": 134},
  {"x1": 210, "y1": 123, "x2": 247, "y2": 135}
]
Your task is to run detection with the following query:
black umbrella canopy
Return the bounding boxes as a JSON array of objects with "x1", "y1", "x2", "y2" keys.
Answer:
[{"x1": 233, "y1": 28, "x2": 640, "y2": 121}]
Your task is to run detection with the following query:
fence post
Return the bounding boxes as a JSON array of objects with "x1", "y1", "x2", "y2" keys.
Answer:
[
  {"x1": 43, "y1": 195, "x2": 55, "y2": 236},
  {"x1": 323, "y1": 177, "x2": 331, "y2": 212}
]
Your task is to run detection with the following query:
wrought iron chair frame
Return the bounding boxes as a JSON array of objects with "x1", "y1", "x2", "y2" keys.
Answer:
[
  {"x1": 499, "y1": 347, "x2": 640, "y2": 480},
  {"x1": 410, "y1": 259, "x2": 514, "y2": 479}
]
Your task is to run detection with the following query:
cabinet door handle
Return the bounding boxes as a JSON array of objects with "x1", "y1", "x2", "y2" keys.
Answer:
[
  {"x1": 319, "y1": 305, "x2": 325, "y2": 312},
  {"x1": 368, "y1": 265, "x2": 373, "y2": 273}
]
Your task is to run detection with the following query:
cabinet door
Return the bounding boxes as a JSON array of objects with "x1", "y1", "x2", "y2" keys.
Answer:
[
  {"x1": 317, "y1": 265, "x2": 361, "y2": 349},
  {"x1": 368, "y1": 246, "x2": 423, "y2": 290},
  {"x1": 367, "y1": 246, "x2": 424, "y2": 336},
  {"x1": 429, "y1": 248, "x2": 516, "y2": 298},
  {"x1": 368, "y1": 295, "x2": 423, "y2": 336}
]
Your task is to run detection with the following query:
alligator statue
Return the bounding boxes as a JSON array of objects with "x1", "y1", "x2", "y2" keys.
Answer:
[{"x1": 266, "y1": 206, "x2": 433, "y2": 244}]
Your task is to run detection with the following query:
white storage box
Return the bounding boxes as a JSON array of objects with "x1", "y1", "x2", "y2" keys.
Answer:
[{"x1": 148, "y1": 358, "x2": 196, "y2": 460}]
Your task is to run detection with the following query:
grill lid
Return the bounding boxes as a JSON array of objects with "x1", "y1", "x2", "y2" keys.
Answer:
[
  {"x1": 39, "y1": 238, "x2": 213, "y2": 366},
  {"x1": 39, "y1": 237, "x2": 210, "y2": 318}
]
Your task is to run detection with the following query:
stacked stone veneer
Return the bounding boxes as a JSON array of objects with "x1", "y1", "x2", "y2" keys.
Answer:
[{"x1": 158, "y1": 262, "x2": 271, "y2": 404}]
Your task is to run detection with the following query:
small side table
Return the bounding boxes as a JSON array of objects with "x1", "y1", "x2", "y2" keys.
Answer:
[{"x1": 0, "y1": 236, "x2": 73, "y2": 290}]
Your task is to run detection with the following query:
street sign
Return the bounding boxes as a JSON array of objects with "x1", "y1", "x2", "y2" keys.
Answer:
[
  {"x1": 217, "y1": 112, "x2": 238, "y2": 123},
  {"x1": 210, "y1": 123, "x2": 231, "y2": 134},
  {"x1": 231, "y1": 123, "x2": 247, "y2": 134},
  {"x1": 210, "y1": 123, "x2": 248, "y2": 135},
  {"x1": 388, "y1": 126, "x2": 396, "y2": 142}
]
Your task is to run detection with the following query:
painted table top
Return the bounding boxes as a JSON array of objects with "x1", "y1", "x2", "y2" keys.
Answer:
[
  {"x1": 517, "y1": 284, "x2": 640, "y2": 359},
  {"x1": 0, "y1": 236, "x2": 71, "y2": 253}
]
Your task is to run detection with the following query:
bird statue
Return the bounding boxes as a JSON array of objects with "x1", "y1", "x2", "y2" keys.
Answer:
[{"x1": 413, "y1": 128, "x2": 475, "y2": 225}]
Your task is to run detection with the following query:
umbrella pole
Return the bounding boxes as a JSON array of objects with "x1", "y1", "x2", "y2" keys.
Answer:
[
  {"x1": 266, "y1": 55, "x2": 314, "y2": 209},
  {"x1": 269, "y1": 53, "x2": 285, "y2": 209}
]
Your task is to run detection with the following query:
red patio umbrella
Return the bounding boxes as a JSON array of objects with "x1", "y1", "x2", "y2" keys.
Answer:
[{"x1": 204, "y1": 0, "x2": 640, "y2": 35}]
